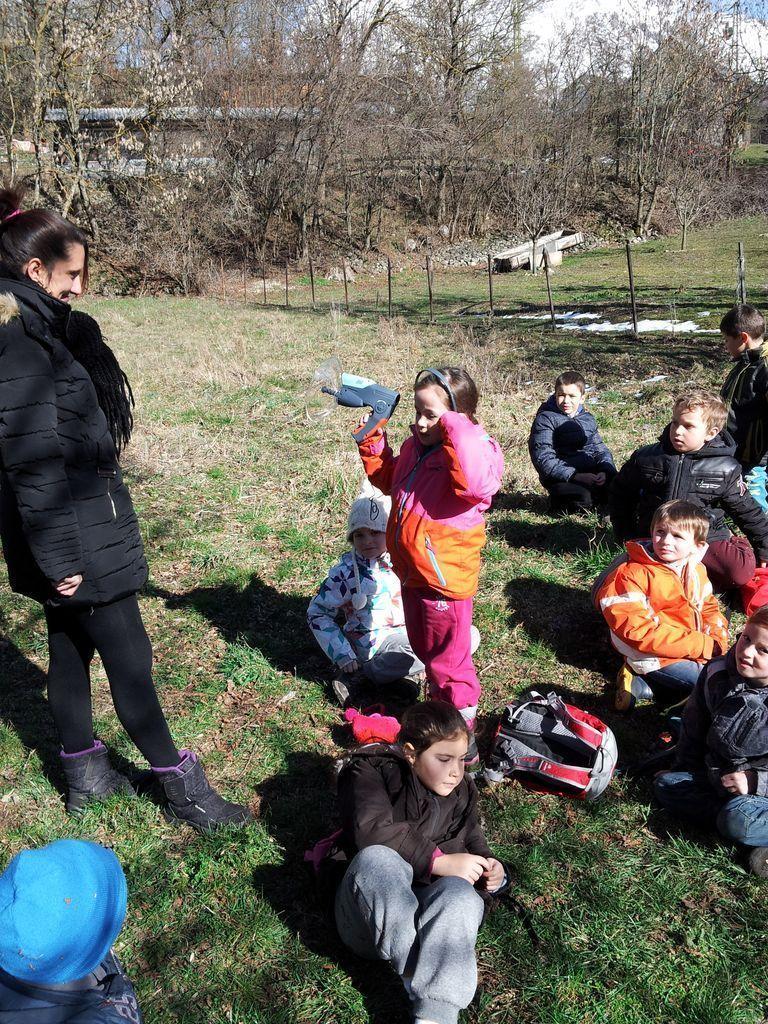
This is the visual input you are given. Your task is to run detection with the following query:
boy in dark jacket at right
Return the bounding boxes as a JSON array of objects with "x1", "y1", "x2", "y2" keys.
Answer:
[
  {"x1": 609, "y1": 389, "x2": 768, "y2": 593},
  {"x1": 654, "y1": 605, "x2": 768, "y2": 877},
  {"x1": 720, "y1": 303, "x2": 768, "y2": 510},
  {"x1": 529, "y1": 370, "x2": 616, "y2": 513}
]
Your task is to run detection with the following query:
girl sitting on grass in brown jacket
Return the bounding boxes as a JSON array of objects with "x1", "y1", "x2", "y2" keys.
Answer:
[{"x1": 334, "y1": 701, "x2": 510, "y2": 1024}]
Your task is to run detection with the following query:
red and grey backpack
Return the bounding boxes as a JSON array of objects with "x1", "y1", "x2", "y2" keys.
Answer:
[{"x1": 483, "y1": 690, "x2": 617, "y2": 801}]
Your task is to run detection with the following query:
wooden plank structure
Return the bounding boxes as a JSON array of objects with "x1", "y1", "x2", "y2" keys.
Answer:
[{"x1": 492, "y1": 230, "x2": 585, "y2": 273}]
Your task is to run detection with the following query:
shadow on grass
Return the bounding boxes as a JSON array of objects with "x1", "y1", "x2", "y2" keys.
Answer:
[
  {"x1": 254, "y1": 749, "x2": 412, "y2": 1024},
  {"x1": 492, "y1": 490, "x2": 549, "y2": 515},
  {"x1": 505, "y1": 576, "x2": 609, "y2": 674},
  {"x1": 495, "y1": 514, "x2": 604, "y2": 555},
  {"x1": 148, "y1": 576, "x2": 328, "y2": 684},
  {"x1": 0, "y1": 629, "x2": 61, "y2": 788}
]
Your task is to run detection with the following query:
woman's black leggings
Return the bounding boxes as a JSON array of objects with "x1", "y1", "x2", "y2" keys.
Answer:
[{"x1": 44, "y1": 594, "x2": 179, "y2": 766}]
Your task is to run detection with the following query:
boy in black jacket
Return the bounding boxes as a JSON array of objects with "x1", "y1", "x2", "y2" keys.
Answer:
[
  {"x1": 654, "y1": 605, "x2": 768, "y2": 877},
  {"x1": 609, "y1": 389, "x2": 768, "y2": 593},
  {"x1": 528, "y1": 370, "x2": 616, "y2": 513},
  {"x1": 720, "y1": 304, "x2": 768, "y2": 511}
]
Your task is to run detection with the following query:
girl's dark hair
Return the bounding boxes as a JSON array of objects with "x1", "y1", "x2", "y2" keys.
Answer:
[
  {"x1": 399, "y1": 700, "x2": 468, "y2": 754},
  {"x1": 415, "y1": 367, "x2": 479, "y2": 423},
  {"x1": 0, "y1": 185, "x2": 89, "y2": 288}
]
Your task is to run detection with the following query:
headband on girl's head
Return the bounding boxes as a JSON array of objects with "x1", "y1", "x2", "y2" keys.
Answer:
[{"x1": 414, "y1": 367, "x2": 457, "y2": 411}]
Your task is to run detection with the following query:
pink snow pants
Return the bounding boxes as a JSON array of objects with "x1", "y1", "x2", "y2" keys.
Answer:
[{"x1": 401, "y1": 587, "x2": 480, "y2": 725}]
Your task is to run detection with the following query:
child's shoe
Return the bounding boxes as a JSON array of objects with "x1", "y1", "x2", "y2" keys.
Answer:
[
  {"x1": 331, "y1": 671, "x2": 374, "y2": 709},
  {"x1": 747, "y1": 846, "x2": 768, "y2": 879},
  {"x1": 614, "y1": 665, "x2": 653, "y2": 712}
]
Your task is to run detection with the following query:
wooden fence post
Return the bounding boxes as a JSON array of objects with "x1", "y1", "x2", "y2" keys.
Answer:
[
  {"x1": 543, "y1": 248, "x2": 556, "y2": 329},
  {"x1": 220, "y1": 257, "x2": 226, "y2": 300},
  {"x1": 426, "y1": 255, "x2": 434, "y2": 324},
  {"x1": 309, "y1": 255, "x2": 316, "y2": 310},
  {"x1": 262, "y1": 265, "x2": 267, "y2": 305},
  {"x1": 487, "y1": 253, "x2": 494, "y2": 320},
  {"x1": 737, "y1": 241, "x2": 747, "y2": 303},
  {"x1": 242, "y1": 252, "x2": 247, "y2": 302},
  {"x1": 284, "y1": 260, "x2": 289, "y2": 309},
  {"x1": 387, "y1": 257, "x2": 393, "y2": 320},
  {"x1": 625, "y1": 239, "x2": 639, "y2": 338},
  {"x1": 342, "y1": 261, "x2": 350, "y2": 314}
]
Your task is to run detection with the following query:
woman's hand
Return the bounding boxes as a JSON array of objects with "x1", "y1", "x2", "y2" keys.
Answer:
[
  {"x1": 720, "y1": 770, "x2": 756, "y2": 795},
  {"x1": 431, "y1": 853, "x2": 489, "y2": 884},
  {"x1": 339, "y1": 658, "x2": 360, "y2": 674},
  {"x1": 479, "y1": 857, "x2": 506, "y2": 892},
  {"x1": 54, "y1": 574, "x2": 83, "y2": 598}
]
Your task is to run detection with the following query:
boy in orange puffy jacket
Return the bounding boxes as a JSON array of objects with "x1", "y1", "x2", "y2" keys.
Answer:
[{"x1": 595, "y1": 499, "x2": 728, "y2": 705}]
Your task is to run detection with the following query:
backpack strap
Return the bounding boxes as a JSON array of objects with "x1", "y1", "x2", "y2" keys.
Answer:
[
  {"x1": 506, "y1": 753, "x2": 592, "y2": 793},
  {"x1": 544, "y1": 692, "x2": 605, "y2": 750}
]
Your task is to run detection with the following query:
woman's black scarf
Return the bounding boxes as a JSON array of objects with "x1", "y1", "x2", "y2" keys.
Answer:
[
  {"x1": 66, "y1": 309, "x2": 134, "y2": 455},
  {"x1": 0, "y1": 275, "x2": 134, "y2": 454}
]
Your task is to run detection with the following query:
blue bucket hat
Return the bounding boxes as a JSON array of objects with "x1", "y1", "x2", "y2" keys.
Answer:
[{"x1": 0, "y1": 839, "x2": 127, "y2": 984}]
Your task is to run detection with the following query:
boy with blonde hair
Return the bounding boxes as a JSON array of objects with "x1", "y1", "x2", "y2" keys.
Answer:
[
  {"x1": 720, "y1": 303, "x2": 768, "y2": 510},
  {"x1": 596, "y1": 500, "x2": 729, "y2": 704},
  {"x1": 609, "y1": 389, "x2": 768, "y2": 593}
]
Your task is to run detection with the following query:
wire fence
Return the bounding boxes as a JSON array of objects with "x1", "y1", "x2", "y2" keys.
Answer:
[{"x1": 215, "y1": 238, "x2": 760, "y2": 338}]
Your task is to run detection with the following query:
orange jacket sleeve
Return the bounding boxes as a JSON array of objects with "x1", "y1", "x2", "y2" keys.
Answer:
[
  {"x1": 357, "y1": 426, "x2": 397, "y2": 495},
  {"x1": 699, "y1": 573, "x2": 729, "y2": 656}
]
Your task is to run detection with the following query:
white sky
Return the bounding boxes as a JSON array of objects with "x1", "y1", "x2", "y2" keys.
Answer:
[{"x1": 525, "y1": 0, "x2": 768, "y2": 67}]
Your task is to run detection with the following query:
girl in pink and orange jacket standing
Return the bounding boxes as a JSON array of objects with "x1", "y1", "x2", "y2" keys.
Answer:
[{"x1": 356, "y1": 367, "x2": 504, "y2": 762}]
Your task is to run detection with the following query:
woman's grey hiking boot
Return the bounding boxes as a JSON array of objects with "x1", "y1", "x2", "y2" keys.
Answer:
[
  {"x1": 152, "y1": 750, "x2": 252, "y2": 832},
  {"x1": 60, "y1": 739, "x2": 135, "y2": 814}
]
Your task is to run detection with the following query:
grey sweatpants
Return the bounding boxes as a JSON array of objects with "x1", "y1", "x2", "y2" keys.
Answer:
[
  {"x1": 334, "y1": 845, "x2": 485, "y2": 1024},
  {"x1": 361, "y1": 629, "x2": 425, "y2": 685}
]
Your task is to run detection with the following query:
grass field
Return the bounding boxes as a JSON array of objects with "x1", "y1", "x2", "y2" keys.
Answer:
[{"x1": 1, "y1": 218, "x2": 768, "y2": 1024}]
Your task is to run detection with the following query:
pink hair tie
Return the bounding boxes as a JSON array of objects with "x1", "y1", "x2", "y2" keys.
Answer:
[{"x1": 2, "y1": 209, "x2": 22, "y2": 224}]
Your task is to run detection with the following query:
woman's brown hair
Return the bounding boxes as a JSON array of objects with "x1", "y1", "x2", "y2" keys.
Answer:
[{"x1": 0, "y1": 185, "x2": 89, "y2": 288}]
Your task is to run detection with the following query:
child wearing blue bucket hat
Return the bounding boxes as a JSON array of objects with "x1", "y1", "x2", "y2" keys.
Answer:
[{"x1": 0, "y1": 838, "x2": 143, "y2": 1021}]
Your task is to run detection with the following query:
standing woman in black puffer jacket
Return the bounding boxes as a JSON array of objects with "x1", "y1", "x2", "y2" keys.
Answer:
[{"x1": 0, "y1": 185, "x2": 251, "y2": 831}]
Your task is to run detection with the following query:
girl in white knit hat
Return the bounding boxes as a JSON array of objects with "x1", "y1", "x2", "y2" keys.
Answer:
[{"x1": 308, "y1": 487, "x2": 425, "y2": 707}]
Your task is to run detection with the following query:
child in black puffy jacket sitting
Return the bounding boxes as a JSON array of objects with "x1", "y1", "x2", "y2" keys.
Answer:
[
  {"x1": 609, "y1": 389, "x2": 768, "y2": 594},
  {"x1": 654, "y1": 605, "x2": 768, "y2": 877},
  {"x1": 528, "y1": 370, "x2": 616, "y2": 514}
]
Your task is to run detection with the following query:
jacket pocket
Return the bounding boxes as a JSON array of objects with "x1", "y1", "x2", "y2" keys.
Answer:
[
  {"x1": 694, "y1": 474, "x2": 722, "y2": 495},
  {"x1": 425, "y1": 534, "x2": 447, "y2": 588},
  {"x1": 98, "y1": 467, "x2": 118, "y2": 520},
  {"x1": 639, "y1": 468, "x2": 664, "y2": 486}
]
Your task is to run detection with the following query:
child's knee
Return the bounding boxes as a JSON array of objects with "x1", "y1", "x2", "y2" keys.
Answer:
[
  {"x1": 429, "y1": 875, "x2": 484, "y2": 917},
  {"x1": 715, "y1": 796, "x2": 759, "y2": 843},
  {"x1": 351, "y1": 845, "x2": 410, "y2": 880}
]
